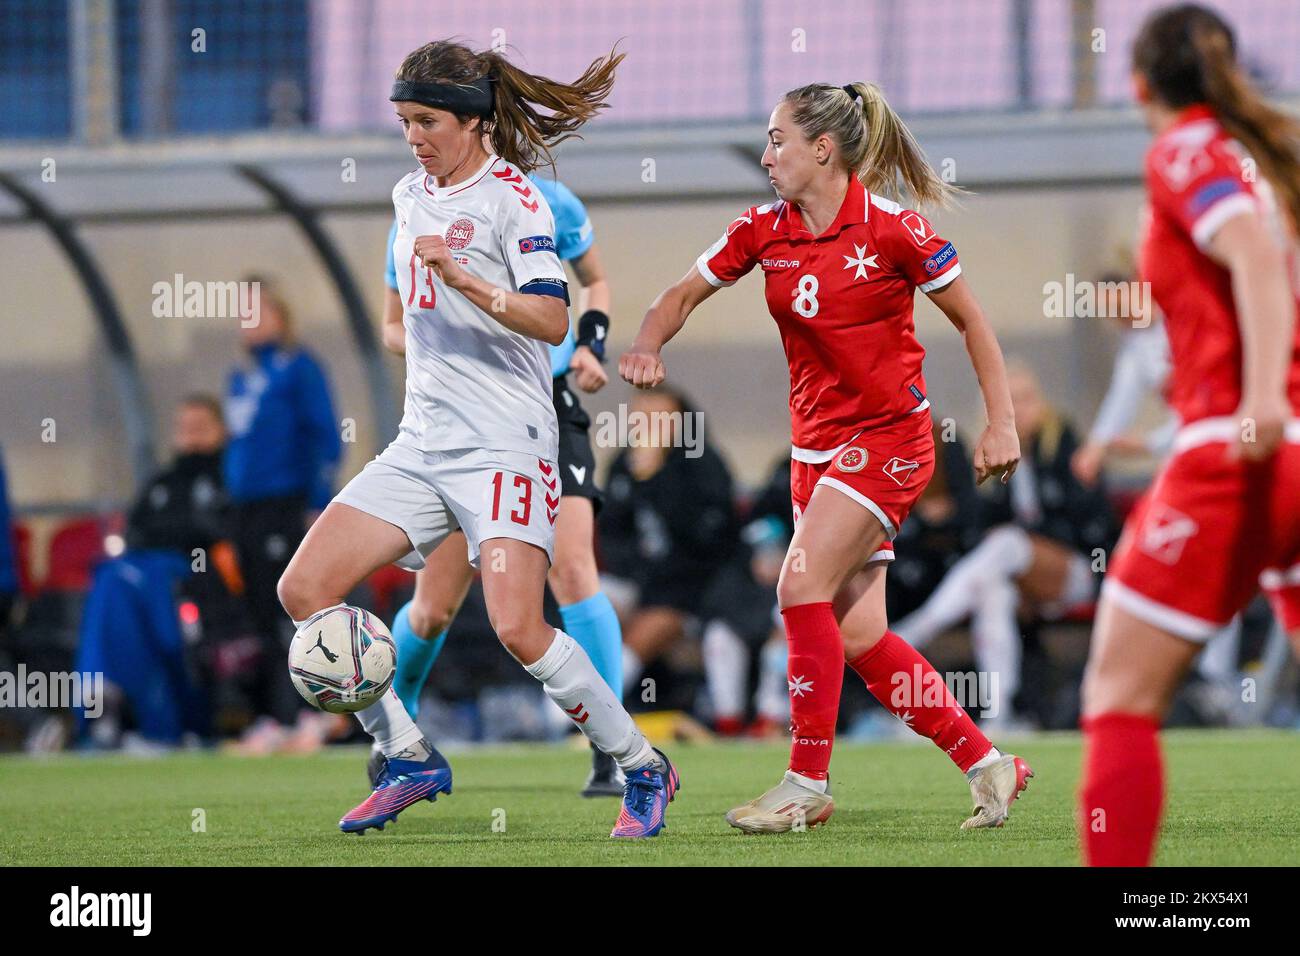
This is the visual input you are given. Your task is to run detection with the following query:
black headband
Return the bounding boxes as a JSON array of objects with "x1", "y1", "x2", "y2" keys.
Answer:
[{"x1": 390, "y1": 76, "x2": 494, "y2": 117}]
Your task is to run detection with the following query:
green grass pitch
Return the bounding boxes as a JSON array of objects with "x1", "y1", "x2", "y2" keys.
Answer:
[{"x1": 2, "y1": 729, "x2": 1297, "y2": 866}]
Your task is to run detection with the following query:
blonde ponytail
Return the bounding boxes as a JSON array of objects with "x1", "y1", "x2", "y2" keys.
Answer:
[
  {"x1": 784, "y1": 81, "x2": 960, "y2": 208},
  {"x1": 846, "y1": 81, "x2": 959, "y2": 208}
]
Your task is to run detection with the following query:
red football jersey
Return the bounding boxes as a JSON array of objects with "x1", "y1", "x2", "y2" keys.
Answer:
[
  {"x1": 1139, "y1": 103, "x2": 1300, "y2": 424},
  {"x1": 696, "y1": 180, "x2": 960, "y2": 456}
]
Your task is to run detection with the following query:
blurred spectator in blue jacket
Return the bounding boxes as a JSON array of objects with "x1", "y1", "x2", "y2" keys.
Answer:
[{"x1": 224, "y1": 279, "x2": 340, "y2": 730}]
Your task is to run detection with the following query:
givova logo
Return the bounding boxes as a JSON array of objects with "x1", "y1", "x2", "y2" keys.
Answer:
[{"x1": 50, "y1": 886, "x2": 151, "y2": 936}]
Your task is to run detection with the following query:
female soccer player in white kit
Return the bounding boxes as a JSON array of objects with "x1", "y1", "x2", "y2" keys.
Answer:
[{"x1": 276, "y1": 40, "x2": 678, "y2": 838}]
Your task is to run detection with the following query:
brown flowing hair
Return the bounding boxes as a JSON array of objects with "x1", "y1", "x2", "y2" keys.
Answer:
[
  {"x1": 394, "y1": 39, "x2": 623, "y2": 173},
  {"x1": 782, "y1": 82, "x2": 960, "y2": 208},
  {"x1": 1133, "y1": 3, "x2": 1300, "y2": 230}
]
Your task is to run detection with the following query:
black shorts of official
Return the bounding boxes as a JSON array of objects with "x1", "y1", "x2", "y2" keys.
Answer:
[{"x1": 552, "y1": 374, "x2": 602, "y2": 514}]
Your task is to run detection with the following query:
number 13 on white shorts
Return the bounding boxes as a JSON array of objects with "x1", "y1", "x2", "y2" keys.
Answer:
[{"x1": 478, "y1": 456, "x2": 560, "y2": 561}]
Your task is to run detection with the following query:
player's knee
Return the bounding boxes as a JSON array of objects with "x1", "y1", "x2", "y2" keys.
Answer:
[
  {"x1": 776, "y1": 568, "x2": 829, "y2": 609},
  {"x1": 548, "y1": 553, "x2": 598, "y2": 606},
  {"x1": 491, "y1": 615, "x2": 548, "y2": 662},
  {"x1": 407, "y1": 600, "x2": 455, "y2": 639},
  {"x1": 1081, "y1": 646, "x2": 1152, "y2": 718},
  {"x1": 276, "y1": 569, "x2": 313, "y2": 623},
  {"x1": 841, "y1": 624, "x2": 887, "y2": 660}
]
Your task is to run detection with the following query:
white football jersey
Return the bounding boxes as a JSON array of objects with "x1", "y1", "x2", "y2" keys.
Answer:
[{"x1": 391, "y1": 153, "x2": 565, "y2": 459}]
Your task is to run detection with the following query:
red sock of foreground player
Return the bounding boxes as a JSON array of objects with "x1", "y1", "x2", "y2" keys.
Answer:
[
  {"x1": 781, "y1": 602, "x2": 844, "y2": 780},
  {"x1": 847, "y1": 631, "x2": 992, "y2": 773},
  {"x1": 1080, "y1": 712, "x2": 1163, "y2": 867}
]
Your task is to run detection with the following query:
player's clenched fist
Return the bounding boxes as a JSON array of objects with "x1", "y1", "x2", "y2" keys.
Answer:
[
  {"x1": 413, "y1": 234, "x2": 467, "y2": 289},
  {"x1": 973, "y1": 419, "x2": 1020, "y2": 485},
  {"x1": 1229, "y1": 394, "x2": 1289, "y2": 462},
  {"x1": 619, "y1": 345, "x2": 666, "y2": 389}
]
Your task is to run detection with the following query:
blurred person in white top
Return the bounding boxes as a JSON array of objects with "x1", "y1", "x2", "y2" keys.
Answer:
[{"x1": 1071, "y1": 271, "x2": 1175, "y2": 485}]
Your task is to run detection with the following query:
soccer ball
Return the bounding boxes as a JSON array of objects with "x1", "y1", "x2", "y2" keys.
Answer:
[{"x1": 287, "y1": 605, "x2": 397, "y2": 714}]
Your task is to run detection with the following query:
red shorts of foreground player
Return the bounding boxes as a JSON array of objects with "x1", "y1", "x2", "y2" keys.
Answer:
[
  {"x1": 1104, "y1": 417, "x2": 1300, "y2": 636},
  {"x1": 790, "y1": 411, "x2": 936, "y2": 561}
]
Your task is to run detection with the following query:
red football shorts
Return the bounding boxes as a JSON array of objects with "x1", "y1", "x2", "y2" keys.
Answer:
[
  {"x1": 1106, "y1": 417, "x2": 1300, "y2": 638},
  {"x1": 790, "y1": 412, "x2": 935, "y2": 565}
]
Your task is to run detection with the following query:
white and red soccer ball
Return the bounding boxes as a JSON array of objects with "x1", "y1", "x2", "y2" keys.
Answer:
[{"x1": 287, "y1": 605, "x2": 397, "y2": 714}]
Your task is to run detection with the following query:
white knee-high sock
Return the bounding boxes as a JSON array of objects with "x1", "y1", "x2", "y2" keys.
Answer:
[
  {"x1": 702, "y1": 620, "x2": 748, "y2": 720},
  {"x1": 894, "y1": 526, "x2": 1033, "y2": 648},
  {"x1": 356, "y1": 688, "x2": 425, "y2": 758},
  {"x1": 527, "y1": 630, "x2": 656, "y2": 772},
  {"x1": 970, "y1": 575, "x2": 1021, "y2": 719}
]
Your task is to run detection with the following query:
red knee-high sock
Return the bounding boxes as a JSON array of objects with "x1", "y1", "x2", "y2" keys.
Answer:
[
  {"x1": 781, "y1": 602, "x2": 844, "y2": 780},
  {"x1": 847, "y1": 631, "x2": 993, "y2": 773},
  {"x1": 1080, "y1": 712, "x2": 1163, "y2": 867}
]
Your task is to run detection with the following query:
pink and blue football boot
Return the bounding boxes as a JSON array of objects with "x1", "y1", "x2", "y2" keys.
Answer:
[
  {"x1": 339, "y1": 745, "x2": 453, "y2": 834},
  {"x1": 610, "y1": 748, "x2": 680, "y2": 839}
]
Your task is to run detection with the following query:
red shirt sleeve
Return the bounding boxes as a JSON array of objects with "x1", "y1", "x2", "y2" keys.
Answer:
[
  {"x1": 1146, "y1": 136, "x2": 1254, "y2": 250},
  {"x1": 875, "y1": 207, "x2": 961, "y2": 292},
  {"x1": 696, "y1": 207, "x2": 760, "y2": 287}
]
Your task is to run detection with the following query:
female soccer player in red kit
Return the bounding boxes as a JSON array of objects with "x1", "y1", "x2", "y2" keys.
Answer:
[
  {"x1": 1079, "y1": 4, "x2": 1300, "y2": 866},
  {"x1": 622, "y1": 80, "x2": 1034, "y2": 832}
]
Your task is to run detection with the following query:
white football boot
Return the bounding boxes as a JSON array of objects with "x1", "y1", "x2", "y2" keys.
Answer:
[
  {"x1": 961, "y1": 754, "x2": 1034, "y2": 829},
  {"x1": 725, "y1": 770, "x2": 834, "y2": 834}
]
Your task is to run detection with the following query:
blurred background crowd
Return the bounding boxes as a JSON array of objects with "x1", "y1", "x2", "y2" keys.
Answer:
[
  {"x1": 2, "y1": 0, "x2": 1298, "y2": 754},
  {"x1": 1, "y1": 301, "x2": 1294, "y2": 754}
]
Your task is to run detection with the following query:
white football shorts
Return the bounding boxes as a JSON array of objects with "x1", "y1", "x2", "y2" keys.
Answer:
[{"x1": 333, "y1": 440, "x2": 559, "y2": 570}]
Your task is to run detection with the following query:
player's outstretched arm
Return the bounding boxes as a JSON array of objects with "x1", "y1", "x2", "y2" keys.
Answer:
[
  {"x1": 927, "y1": 274, "x2": 1020, "y2": 485},
  {"x1": 381, "y1": 287, "x2": 406, "y2": 356},
  {"x1": 619, "y1": 267, "x2": 718, "y2": 389},
  {"x1": 1206, "y1": 211, "x2": 1296, "y2": 461}
]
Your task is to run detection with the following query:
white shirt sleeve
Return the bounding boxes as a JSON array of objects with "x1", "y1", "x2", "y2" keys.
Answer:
[
  {"x1": 499, "y1": 192, "x2": 568, "y2": 300},
  {"x1": 1088, "y1": 324, "x2": 1171, "y2": 446}
]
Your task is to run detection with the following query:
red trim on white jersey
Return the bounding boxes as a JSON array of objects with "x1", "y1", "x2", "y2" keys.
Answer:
[{"x1": 423, "y1": 154, "x2": 499, "y2": 199}]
